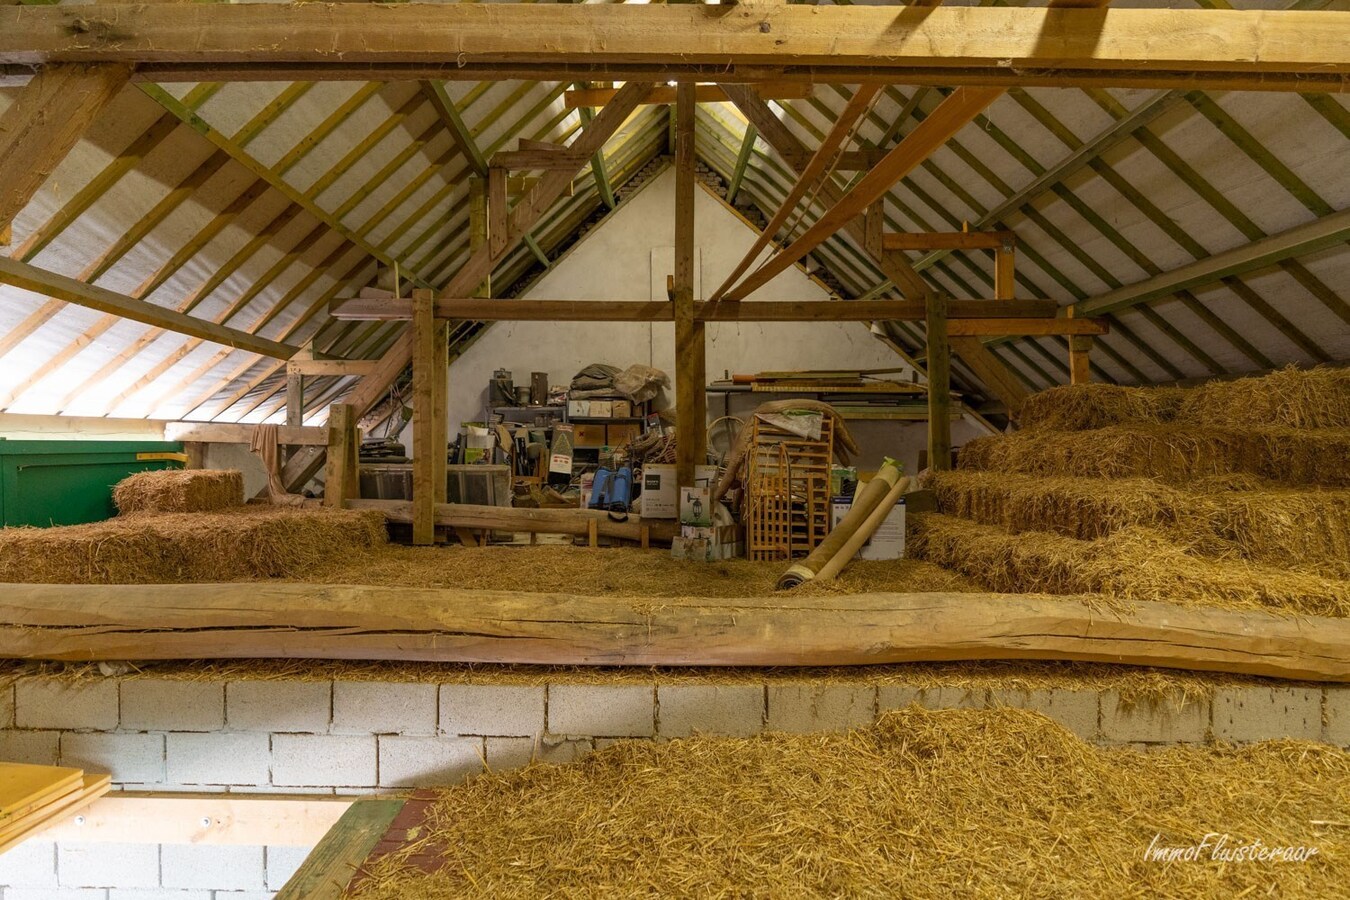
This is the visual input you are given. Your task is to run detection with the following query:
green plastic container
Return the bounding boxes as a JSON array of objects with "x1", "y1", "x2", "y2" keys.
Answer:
[{"x1": 0, "y1": 440, "x2": 185, "y2": 528}]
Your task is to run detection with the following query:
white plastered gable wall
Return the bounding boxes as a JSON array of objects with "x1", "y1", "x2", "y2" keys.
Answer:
[{"x1": 438, "y1": 167, "x2": 987, "y2": 472}]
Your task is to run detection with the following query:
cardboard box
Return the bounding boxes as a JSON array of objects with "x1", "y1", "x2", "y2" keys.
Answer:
[
  {"x1": 567, "y1": 400, "x2": 590, "y2": 417},
  {"x1": 574, "y1": 424, "x2": 607, "y2": 448},
  {"x1": 588, "y1": 400, "x2": 613, "y2": 418},
  {"x1": 607, "y1": 422, "x2": 641, "y2": 446},
  {"x1": 579, "y1": 472, "x2": 596, "y2": 508},
  {"x1": 611, "y1": 399, "x2": 632, "y2": 418},
  {"x1": 641, "y1": 464, "x2": 678, "y2": 518},
  {"x1": 830, "y1": 497, "x2": 906, "y2": 560},
  {"x1": 680, "y1": 485, "x2": 711, "y2": 526}
]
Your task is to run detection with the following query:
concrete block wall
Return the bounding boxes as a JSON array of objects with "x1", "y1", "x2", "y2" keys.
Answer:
[{"x1": 2, "y1": 674, "x2": 1347, "y2": 896}]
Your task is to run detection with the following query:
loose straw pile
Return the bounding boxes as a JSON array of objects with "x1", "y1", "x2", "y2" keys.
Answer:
[{"x1": 349, "y1": 706, "x2": 1350, "y2": 900}]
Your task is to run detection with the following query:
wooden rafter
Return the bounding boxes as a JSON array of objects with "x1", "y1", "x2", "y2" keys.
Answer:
[
  {"x1": 3, "y1": 6, "x2": 1347, "y2": 91},
  {"x1": 0, "y1": 63, "x2": 130, "y2": 232}
]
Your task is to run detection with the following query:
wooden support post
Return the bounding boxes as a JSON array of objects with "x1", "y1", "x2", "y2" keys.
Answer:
[
  {"x1": 411, "y1": 289, "x2": 446, "y2": 545},
  {"x1": 486, "y1": 167, "x2": 508, "y2": 263},
  {"x1": 864, "y1": 201, "x2": 885, "y2": 259},
  {"x1": 470, "y1": 175, "x2": 492, "y2": 298},
  {"x1": 1069, "y1": 334, "x2": 1094, "y2": 385},
  {"x1": 673, "y1": 81, "x2": 705, "y2": 486},
  {"x1": 994, "y1": 238, "x2": 1016, "y2": 300},
  {"x1": 587, "y1": 518, "x2": 599, "y2": 549},
  {"x1": 323, "y1": 404, "x2": 358, "y2": 509},
  {"x1": 926, "y1": 292, "x2": 952, "y2": 472},
  {"x1": 285, "y1": 373, "x2": 303, "y2": 428}
]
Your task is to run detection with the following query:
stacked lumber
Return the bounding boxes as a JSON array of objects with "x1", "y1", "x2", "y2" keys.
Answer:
[{"x1": 0, "y1": 762, "x2": 111, "y2": 853}]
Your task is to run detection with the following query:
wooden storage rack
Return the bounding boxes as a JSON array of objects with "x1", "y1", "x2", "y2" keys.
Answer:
[{"x1": 744, "y1": 415, "x2": 834, "y2": 561}]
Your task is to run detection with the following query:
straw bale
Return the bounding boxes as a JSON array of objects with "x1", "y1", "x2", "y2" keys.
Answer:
[
  {"x1": 113, "y1": 469, "x2": 244, "y2": 514},
  {"x1": 930, "y1": 470, "x2": 1350, "y2": 577},
  {"x1": 0, "y1": 506, "x2": 388, "y2": 583},
  {"x1": 349, "y1": 707, "x2": 1350, "y2": 900},
  {"x1": 957, "y1": 424, "x2": 1350, "y2": 486},
  {"x1": 1179, "y1": 365, "x2": 1350, "y2": 430},
  {"x1": 1019, "y1": 383, "x2": 1185, "y2": 431},
  {"x1": 909, "y1": 513, "x2": 1350, "y2": 618}
]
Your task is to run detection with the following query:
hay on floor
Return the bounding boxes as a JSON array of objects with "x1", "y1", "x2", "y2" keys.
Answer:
[
  {"x1": 957, "y1": 424, "x2": 1350, "y2": 486},
  {"x1": 0, "y1": 506, "x2": 389, "y2": 583},
  {"x1": 908, "y1": 513, "x2": 1350, "y2": 618},
  {"x1": 1018, "y1": 383, "x2": 1186, "y2": 431},
  {"x1": 113, "y1": 469, "x2": 244, "y2": 514},
  {"x1": 348, "y1": 707, "x2": 1350, "y2": 900},
  {"x1": 1178, "y1": 365, "x2": 1350, "y2": 430},
  {"x1": 929, "y1": 470, "x2": 1350, "y2": 578}
]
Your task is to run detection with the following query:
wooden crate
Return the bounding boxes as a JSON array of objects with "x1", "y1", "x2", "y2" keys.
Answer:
[{"x1": 744, "y1": 415, "x2": 834, "y2": 561}]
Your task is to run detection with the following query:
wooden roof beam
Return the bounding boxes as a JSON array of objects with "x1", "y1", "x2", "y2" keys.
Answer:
[
  {"x1": 563, "y1": 83, "x2": 813, "y2": 109},
  {"x1": 0, "y1": 63, "x2": 129, "y2": 233},
  {"x1": 3, "y1": 6, "x2": 1348, "y2": 91},
  {"x1": 0, "y1": 257, "x2": 299, "y2": 360}
]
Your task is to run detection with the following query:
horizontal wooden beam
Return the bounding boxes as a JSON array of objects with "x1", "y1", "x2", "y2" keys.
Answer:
[
  {"x1": 329, "y1": 297, "x2": 1062, "y2": 322},
  {"x1": 490, "y1": 148, "x2": 589, "y2": 171},
  {"x1": 345, "y1": 499, "x2": 679, "y2": 544},
  {"x1": 946, "y1": 317, "x2": 1108, "y2": 337},
  {"x1": 41, "y1": 794, "x2": 352, "y2": 847},
  {"x1": 0, "y1": 257, "x2": 298, "y2": 360},
  {"x1": 2, "y1": 6, "x2": 1347, "y2": 92},
  {"x1": 563, "y1": 82, "x2": 813, "y2": 109},
  {"x1": 165, "y1": 421, "x2": 328, "y2": 446},
  {"x1": 285, "y1": 359, "x2": 379, "y2": 378},
  {"x1": 883, "y1": 231, "x2": 1015, "y2": 251},
  {"x1": 2, "y1": 583, "x2": 1347, "y2": 682}
]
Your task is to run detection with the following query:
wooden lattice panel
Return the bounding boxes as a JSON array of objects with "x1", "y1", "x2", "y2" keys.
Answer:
[{"x1": 744, "y1": 416, "x2": 834, "y2": 561}]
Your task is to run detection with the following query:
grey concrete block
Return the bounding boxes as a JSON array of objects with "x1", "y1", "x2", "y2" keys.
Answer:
[
  {"x1": 265, "y1": 846, "x2": 311, "y2": 891},
  {"x1": 547, "y1": 684, "x2": 654, "y2": 737},
  {"x1": 272, "y1": 735, "x2": 377, "y2": 788},
  {"x1": 879, "y1": 685, "x2": 989, "y2": 713},
  {"x1": 1327, "y1": 687, "x2": 1350, "y2": 747},
  {"x1": 485, "y1": 736, "x2": 537, "y2": 770},
  {"x1": 58, "y1": 843, "x2": 159, "y2": 889},
  {"x1": 120, "y1": 680, "x2": 224, "y2": 732},
  {"x1": 378, "y1": 735, "x2": 483, "y2": 787},
  {"x1": 1213, "y1": 686, "x2": 1321, "y2": 742},
  {"x1": 161, "y1": 844, "x2": 265, "y2": 891},
  {"x1": 15, "y1": 679, "x2": 119, "y2": 731},
  {"x1": 988, "y1": 688, "x2": 1099, "y2": 740},
  {"x1": 6, "y1": 889, "x2": 110, "y2": 900},
  {"x1": 1101, "y1": 691, "x2": 1209, "y2": 743},
  {"x1": 166, "y1": 732, "x2": 271, "y2": 786},
  {"x1": 332, "y1": 682, "x2": 436, "y2": 735},
  {"x1": 536, "y1": 736, "x2": 593, "y2": 765},
  {"x1": 440, "y1": 684, "x2": 546, "y2": 737},
  {"x1": 0, "y1": 839, "x2": 56, "y2": 889},
  {"x1": 766, "y1": 684, "x2": 876, "y2": 733},
  {"x1": 61, "y1": 732, "x2": 165, "y2": 785},
  {"x1": 0, "y1": 729, "x2": 60, "y2": 766},
  {"x1": 210, "y1": 893, "x2": 278, "y2": 900},
  {"x1": 108, "y1": 891, "x2": 213, "y2": 900},
  {"x1": 657, "y1": 684, "x2": 763, "y2": 738},
  {"x1": 227, "y1": 681, "x2": 331, "y2": 734},
  {"x1": 0, "y1": 682, "x2": 14, "y2": 728}
]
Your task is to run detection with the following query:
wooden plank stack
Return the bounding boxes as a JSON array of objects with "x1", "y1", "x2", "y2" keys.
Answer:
[{"x1": 0, "y1": 762, "x2": 111, "y2": 853}]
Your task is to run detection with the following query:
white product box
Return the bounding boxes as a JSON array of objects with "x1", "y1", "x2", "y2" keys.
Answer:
[
  {"x1": 641, "y1": 464, "x2": 678, "y2": 518},
  {"x1": 830, "y1": 497, "x2": 906, "y2": 560}
]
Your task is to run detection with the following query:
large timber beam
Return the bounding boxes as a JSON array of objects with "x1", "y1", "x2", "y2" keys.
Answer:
[
  {"x1": 563, "y1": 83, "x2": 812, "y2": 109},
  {"x1": 0, "y1": 257, "x2": 298, "y2": 359},
  {"x1": 2, "y1": 6, "x2": 1347, "y2": 91},
  {"x1": 0, "y1": 63, "x2": 130, "y2": 232},
  {"x1": 328, "y1": 297, "x2": 1063, "y2": 322},
  {"x1": 4, "y1": 583, "x2": 1349, "y2": 683},
  {"x1": 673, "y1": 80, "x2": 705, "y2": 486}
]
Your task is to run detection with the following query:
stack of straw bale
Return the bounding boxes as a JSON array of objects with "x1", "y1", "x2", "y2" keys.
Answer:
[
  {"x1": 113, "y1": 469, "x2": 244, "y2": 514},
  {"x1": 0, "y1": 507, "x2": 388, "y2": 583},
  {"x1": 912, "y1": 367, "x2": 1350, "y2": 612}
]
